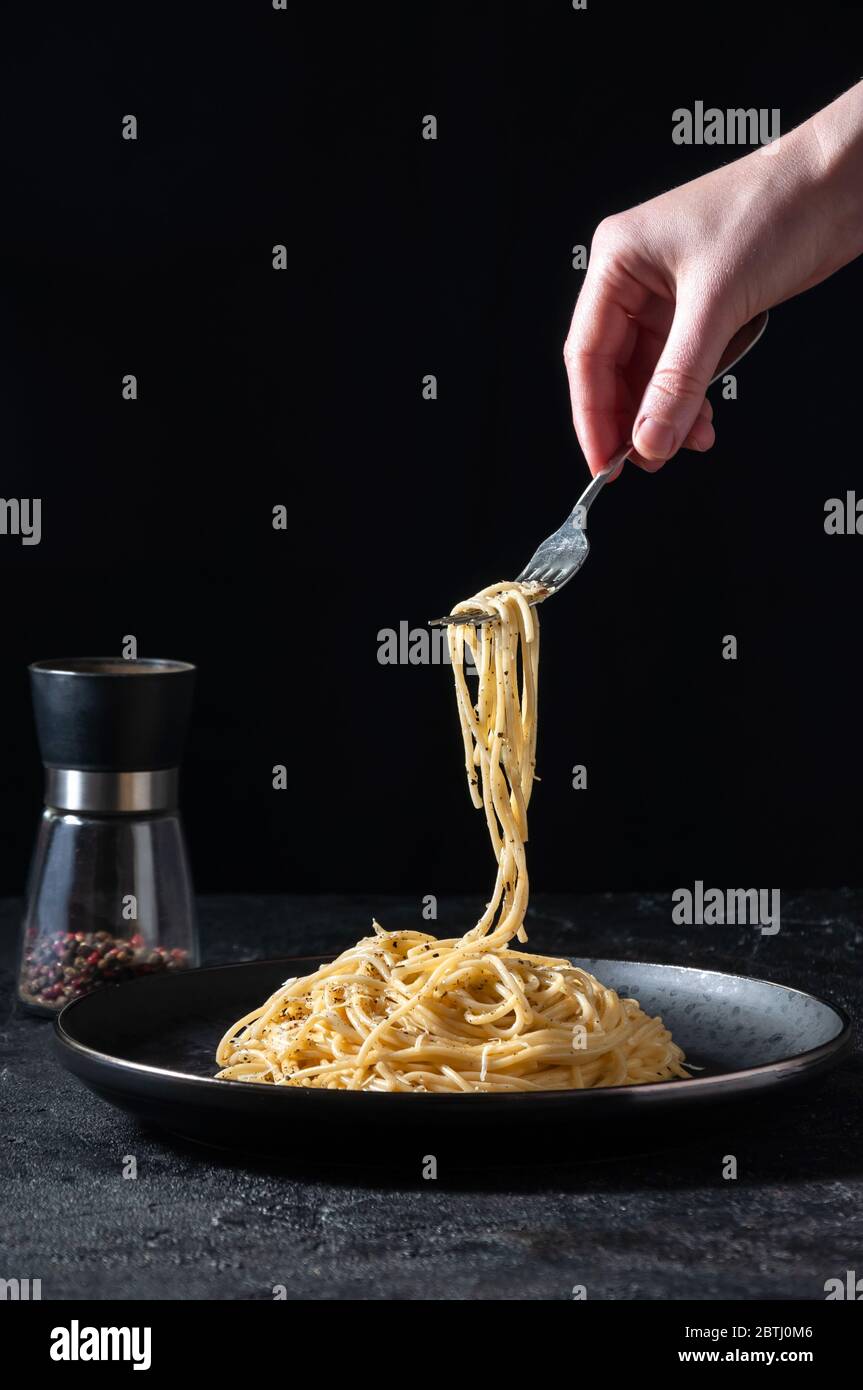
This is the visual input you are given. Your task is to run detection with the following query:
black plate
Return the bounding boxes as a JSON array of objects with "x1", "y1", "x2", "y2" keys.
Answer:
[{"x1": 54, "y1": 956, "x2": 851, "y2": 1160}]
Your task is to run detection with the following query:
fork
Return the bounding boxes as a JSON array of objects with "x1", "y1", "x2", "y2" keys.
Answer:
[{"x1": 430, "y1": 309, "x2": 768, "y2": 626}]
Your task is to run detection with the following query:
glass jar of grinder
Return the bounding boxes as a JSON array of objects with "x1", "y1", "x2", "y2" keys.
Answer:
[{"x1": 17, "y1": 658, "x2": 199, "y2": 1015}]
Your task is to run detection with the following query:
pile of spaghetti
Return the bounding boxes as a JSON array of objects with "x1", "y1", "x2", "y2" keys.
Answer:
[{"x1": 215, "y1": 582, "x2": 688, "y2": 1092}]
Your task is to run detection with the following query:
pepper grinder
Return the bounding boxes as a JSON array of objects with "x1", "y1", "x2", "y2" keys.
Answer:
[{"x1": 17, "y1": 658, "x2": 199, "y2": 1015}]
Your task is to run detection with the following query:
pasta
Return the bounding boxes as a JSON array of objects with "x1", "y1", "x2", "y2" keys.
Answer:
[{"x1": 215, "y1": 581, "x2": 688, "y2": 1092}]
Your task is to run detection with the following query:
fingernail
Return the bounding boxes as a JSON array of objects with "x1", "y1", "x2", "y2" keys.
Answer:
[{"x1": 634, "y1": 416, "x2": 675, "y2": 460}]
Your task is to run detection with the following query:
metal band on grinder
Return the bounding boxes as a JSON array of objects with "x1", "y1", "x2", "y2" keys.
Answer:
[{"x1": 45, "y1": 769, "x2": 179, "y2": 814}]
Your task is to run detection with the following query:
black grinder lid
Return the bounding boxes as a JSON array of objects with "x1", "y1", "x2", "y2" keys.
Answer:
[{"x1": 29, "y1": 658, "x2": 196, "y2": 772}]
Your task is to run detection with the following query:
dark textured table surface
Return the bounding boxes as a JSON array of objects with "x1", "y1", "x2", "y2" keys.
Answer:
[{"x1": 1, "y1": 891, "x2": 860, "y2": 1301}]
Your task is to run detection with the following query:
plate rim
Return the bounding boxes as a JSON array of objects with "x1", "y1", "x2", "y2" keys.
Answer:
[{"x1": 54, "y1": 953, "x2": 854, "y2": 1102}]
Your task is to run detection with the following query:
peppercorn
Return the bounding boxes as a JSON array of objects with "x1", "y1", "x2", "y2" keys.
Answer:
[{"x1": 18, "y1": 929, "x2": 190, "y2": 1010}]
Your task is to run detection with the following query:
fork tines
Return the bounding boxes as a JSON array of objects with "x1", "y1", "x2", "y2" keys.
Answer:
[{"x1": 427, "y1": 611, "x2": 494, "y2": 627}]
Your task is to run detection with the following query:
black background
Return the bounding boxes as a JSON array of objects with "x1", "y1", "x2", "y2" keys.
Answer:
[{"x1": 0, "y1": 1, "x2": 860, "y2": 897}]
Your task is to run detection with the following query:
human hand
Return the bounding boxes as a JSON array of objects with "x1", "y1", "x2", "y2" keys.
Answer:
[{"x1": 564, "y1": 83, "x2": 863, "y2": 475}]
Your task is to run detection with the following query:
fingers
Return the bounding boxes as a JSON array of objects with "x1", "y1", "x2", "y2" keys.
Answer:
[
  {"x1": 631, "y1": 289, "x2": 733, "y2": 465},
  {"x1": 682, "y1": 399, "x2": 716, "y2": 453},
  {"x1": 564, "y1": 216, "x2": 730, "y2": 475},
  {"x1": 563, "y1": 299, "x2": 636, "y2": 477},
  {"x1": 563, "y1": 221, "x2": 652, "y2": 477},
  {"x1": 629, "y1": 396, "x2": 715, "y2": 470}
]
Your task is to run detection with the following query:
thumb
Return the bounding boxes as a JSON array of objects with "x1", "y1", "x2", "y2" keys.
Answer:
[{"x1": 632, "y1": 294, "x2": 732, "y2": 464}]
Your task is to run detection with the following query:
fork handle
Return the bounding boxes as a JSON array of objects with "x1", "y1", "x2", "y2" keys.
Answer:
[
  {"x1": 568, "y1": 308, "x2": 770, "y2": 527},
  {"x1": 569, "y1": 449, "x2": 628, "y2": 525}
]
